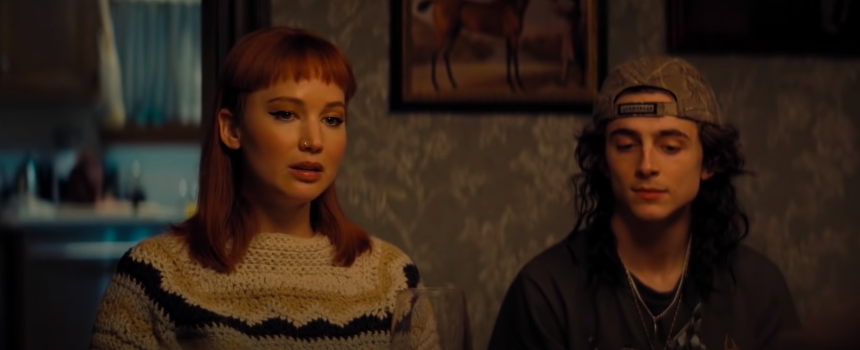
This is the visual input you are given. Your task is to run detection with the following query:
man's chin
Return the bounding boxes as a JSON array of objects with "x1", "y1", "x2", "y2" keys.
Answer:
[
  {"x1": 626, "y1": 205, "x2": 675, "y2": 222},
  {"x1": 626, "y1": 203, "x2": 691, "y2": 224}
]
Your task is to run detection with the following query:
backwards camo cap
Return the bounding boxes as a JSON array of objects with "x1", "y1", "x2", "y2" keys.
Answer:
[{"x1": 593, "y1": 56, "x2": 722, "y2": 126}]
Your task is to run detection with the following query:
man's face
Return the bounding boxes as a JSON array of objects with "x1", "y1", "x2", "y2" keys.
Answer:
[{"x1": 604, "y1": 90, "x2": 712, "y2": 222}]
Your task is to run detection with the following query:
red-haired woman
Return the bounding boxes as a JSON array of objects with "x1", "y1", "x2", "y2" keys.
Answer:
[{"x1": 90, "y1": 27, "x2": 425, "y2": 350}]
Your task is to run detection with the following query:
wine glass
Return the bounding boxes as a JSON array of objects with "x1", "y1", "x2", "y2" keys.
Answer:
[{"x1": 390, "y1": 287, "x2": 473, "y2": 350}]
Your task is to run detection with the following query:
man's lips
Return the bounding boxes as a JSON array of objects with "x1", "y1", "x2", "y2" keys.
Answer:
[{"x1": 632, "y1": 188, "x2": 667, "y2": 200}]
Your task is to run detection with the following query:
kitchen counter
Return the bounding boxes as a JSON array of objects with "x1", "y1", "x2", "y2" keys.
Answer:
[
  {"x1": 1, "y1": 199, "x2": 184, "y2": 350},
  {"x1": 0, "y1": 196, "x2": 188, "y2": 229}
]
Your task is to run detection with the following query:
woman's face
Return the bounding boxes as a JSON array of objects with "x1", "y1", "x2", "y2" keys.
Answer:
[{"x1": 218, "y1": 78, "x2": 347, "y2": 206}]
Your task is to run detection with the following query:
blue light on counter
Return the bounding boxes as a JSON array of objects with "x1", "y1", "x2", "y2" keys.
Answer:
[
  {"x1": 131, "y1": 227, "x2": 152, "y2": 242},
  {"x1": 103, "y1": 226, "x2": 117, "y2": 243}
]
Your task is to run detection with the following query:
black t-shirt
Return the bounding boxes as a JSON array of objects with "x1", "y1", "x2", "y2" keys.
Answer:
[
  {"x1": 629, "y1": 275, "x2": 690, "y2": 348},
  {"x1": 487, "y1": 233, "x2": 801, "y2": 350}
]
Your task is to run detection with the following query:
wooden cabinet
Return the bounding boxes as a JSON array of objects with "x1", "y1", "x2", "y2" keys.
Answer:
[{"x1": 0, "y1": 0, "x2": 99, "y2": 104}]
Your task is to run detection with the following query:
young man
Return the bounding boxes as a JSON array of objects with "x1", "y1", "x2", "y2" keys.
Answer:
[{"x1": 487, "y1": 56, "x2": 800, "y2": 350}]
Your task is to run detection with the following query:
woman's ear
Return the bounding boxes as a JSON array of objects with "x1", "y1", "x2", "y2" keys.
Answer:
[{"x1": 218, "y1": 109, "x2": 241, "y2": 150}]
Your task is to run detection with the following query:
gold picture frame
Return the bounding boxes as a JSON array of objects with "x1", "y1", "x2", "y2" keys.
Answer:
[{"x1": 389, "y1": 0, "x2": 607, "y2": 113}]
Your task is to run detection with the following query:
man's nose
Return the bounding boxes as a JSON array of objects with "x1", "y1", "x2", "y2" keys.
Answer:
[{"x1": 635, "y1": 147, "x2": 659, "y2": 178}]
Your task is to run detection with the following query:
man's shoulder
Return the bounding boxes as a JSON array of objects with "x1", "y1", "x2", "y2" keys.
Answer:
[
  {"x1": 517, "y1": 234, "x2": 588, "y2": 286},
  {"x1": 733, "y1": 244, "x2": 787, "y2": 281},
  {"x1": 731, "y1": 244, "x2": 793, "y2": 297}
]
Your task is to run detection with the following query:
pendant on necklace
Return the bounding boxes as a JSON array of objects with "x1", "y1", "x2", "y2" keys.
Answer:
[{"x1": 653, "y1": 322, "x2": 658, "y2": 336}]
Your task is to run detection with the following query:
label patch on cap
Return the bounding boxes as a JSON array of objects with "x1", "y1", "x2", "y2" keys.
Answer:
[{"x1": 617, "y1": 103, "x2": 658, "y2": 116}]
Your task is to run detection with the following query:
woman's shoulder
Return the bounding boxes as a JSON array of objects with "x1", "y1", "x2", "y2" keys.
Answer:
[
  {"x1": 101, "y1": 232, "x2": 193, "y2": 305},
  {"x1": 368, "y1": 236, "x2": 410, "y2": 259},
  {"x1": 366, "y1": 236, "x2": 421, "y2": 288},
  {"x1": 121, "y1": 231, "x2": 190, "y2": 273}
]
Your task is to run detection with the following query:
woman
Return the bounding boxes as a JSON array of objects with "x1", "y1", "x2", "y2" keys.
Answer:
[{"x1": 90, "y1": 27, "x2": 424, "y2": 350}]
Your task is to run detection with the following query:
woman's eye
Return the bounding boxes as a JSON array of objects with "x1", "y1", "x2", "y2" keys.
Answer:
[
  {"x1": 269, "y1": 111, "x2": 296, "y2": 120},
  {"x1": 323, "y1": 116, "x2": 344, "y2": 126}
]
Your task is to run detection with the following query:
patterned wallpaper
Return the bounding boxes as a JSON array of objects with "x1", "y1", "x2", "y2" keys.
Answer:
[{"x1": 271, "y1": 0, "x2": 860, "y2": 348}]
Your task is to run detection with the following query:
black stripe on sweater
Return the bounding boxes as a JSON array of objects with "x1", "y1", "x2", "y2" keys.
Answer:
[{"x1": 114, "y1": 250, "x2": 422, "y2": 340}]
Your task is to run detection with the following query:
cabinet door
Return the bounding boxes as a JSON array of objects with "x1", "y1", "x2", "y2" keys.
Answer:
[{"x1": 0, "y1": 0, "x2": 99, "y2": 104}]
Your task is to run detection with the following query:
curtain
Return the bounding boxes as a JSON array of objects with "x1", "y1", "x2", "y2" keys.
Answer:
[
  {"x1": 107, "y1": 0, "x2": 202, "y2": 127},
  {"x1": 97, "y1": 0, "x2": 126, "y2": 128}
]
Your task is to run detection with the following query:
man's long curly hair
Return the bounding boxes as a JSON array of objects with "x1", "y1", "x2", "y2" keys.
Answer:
[{"x1": 570, "y1": 90, "x2": 750, "y2": 298}]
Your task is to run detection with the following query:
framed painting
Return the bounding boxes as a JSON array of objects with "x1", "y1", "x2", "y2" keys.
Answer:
[
  {"x1": 389, "y1": 0, "x2": 607, "y2": 114},
  {"x1": 667, "y1": 0, "x2": 860, "y2": 55}
]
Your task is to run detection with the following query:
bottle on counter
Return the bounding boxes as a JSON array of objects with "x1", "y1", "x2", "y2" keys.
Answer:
[{"x1": 128, "y1": 160, "x2": 146, "y2": 213}]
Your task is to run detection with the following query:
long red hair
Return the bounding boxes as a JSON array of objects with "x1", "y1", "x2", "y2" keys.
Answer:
[{"x1": 173, "y1": 27, "x2": 371, "y2": 273}]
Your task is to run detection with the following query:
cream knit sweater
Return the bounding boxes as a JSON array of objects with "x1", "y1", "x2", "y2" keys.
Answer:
[{"x1": 89, "y1": 232, "x2": 432, "y2": 350}]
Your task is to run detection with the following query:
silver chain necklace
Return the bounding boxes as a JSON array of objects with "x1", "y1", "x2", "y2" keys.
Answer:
[{"x1": 624, "y1": 238, "x2": 691, "y2": 350}]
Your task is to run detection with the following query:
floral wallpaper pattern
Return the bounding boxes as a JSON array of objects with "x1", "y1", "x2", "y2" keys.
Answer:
[{"x1": 271, "y1": 0, "x2": 860, "y2": 349}]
